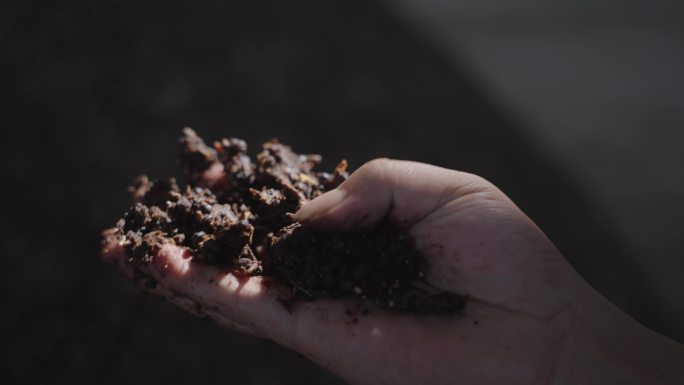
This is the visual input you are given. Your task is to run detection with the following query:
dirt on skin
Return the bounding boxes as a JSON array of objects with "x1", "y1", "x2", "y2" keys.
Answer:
[{"x1": 104, "y1": 128, "x2": 466, "y2": 315}]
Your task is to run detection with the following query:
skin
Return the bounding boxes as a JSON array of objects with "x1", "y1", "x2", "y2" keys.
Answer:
[{"x1": 103, "y1": 158, "x2": 684, "y2": 385}]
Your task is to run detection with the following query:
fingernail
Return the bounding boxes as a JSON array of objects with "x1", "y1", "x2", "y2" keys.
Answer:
[{"x1": 294, "y1": 188, "x2": 348, "y2": 222}]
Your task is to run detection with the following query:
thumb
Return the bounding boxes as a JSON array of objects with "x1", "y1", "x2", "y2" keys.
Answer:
[{"x1": 294, "y1": 158, "x2": 497, "y2": 230}]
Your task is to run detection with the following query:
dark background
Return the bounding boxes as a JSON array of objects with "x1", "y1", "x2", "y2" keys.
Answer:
[{"x1": 1, "y1": 1, "x2": 682, "y2": 384}]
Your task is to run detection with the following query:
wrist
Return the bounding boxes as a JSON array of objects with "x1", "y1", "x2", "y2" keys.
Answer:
[{"x1": 555, "y1": 294, "x2": 684, "y2": 385}]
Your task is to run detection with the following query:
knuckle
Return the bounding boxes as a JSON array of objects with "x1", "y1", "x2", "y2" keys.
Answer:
[
  {"x1": 462, "y1": 173, "x2": 504, "y2": 197},
  {"x1": 352, "y1": 158, "x2": 396, "y2": 184},
  {"x1": 466, "y1": 173, "x2": 495, "y2": 189},
  {"x1": 362, "y1": 157, "x2": 391, "y2": 171},
  {"x1": 357, "y1": 158, "x2": 393, "y2": 177}
]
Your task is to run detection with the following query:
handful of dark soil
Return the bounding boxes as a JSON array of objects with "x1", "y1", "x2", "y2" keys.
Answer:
[{"x1": 106, "y1": 129, "x2": 465, "y2": 315}]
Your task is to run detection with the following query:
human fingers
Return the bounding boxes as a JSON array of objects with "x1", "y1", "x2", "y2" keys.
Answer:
[
  {"x1": 101, "y1": 235, "x2": 294, "y2": 339},
  {"x1": 293, "y1": 158, "x2": 499, "y2": 230}
]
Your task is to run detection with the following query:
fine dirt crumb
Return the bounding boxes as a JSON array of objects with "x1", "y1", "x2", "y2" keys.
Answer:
[
  {"x1": 105, "y1": 128, "x2": 466, "y2": 315},
  {"x1": 270, "y1": 223, "x2": 464, "y2": 314}
]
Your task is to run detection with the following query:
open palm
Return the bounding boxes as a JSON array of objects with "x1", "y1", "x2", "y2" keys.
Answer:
[{"x1": 103, "y1": 159, "x2": 680, "y2": 385}]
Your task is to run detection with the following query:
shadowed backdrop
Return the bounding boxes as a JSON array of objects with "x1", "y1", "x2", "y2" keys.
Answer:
[{"x1": 1, "y1": 0, "x2": 680, "y2": 384}]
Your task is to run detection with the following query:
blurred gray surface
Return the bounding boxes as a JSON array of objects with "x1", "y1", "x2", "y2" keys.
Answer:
[{"x1": 387, "y1": 0, "x2": 684, "y2": 328}]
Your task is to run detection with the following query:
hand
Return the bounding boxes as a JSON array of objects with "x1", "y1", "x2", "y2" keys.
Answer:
[{"x1": 103, "y1": 159, "x2": 684, "y2": 385}]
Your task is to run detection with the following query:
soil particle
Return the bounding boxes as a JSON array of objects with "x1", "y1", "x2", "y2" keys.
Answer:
[
  {"x1": 270, "y1": 223, "x2": 464, "y2": 314},
  {"x1": 107, "y1": 129, "x2": 466, "y2": 315}
]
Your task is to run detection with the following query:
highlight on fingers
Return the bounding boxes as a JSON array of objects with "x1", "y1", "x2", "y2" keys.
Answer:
[{"x1": 101, "y1": 232, "x2": 296, "y2": 339}]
